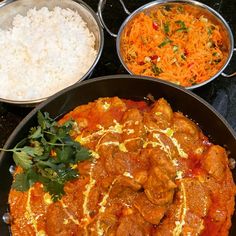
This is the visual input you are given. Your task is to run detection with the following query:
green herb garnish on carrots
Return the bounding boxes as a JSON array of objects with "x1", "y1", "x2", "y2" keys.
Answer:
[
  {"x1": 152, "y1": 64, "x2": 163, "y2": 75},
  {"x1": 175, "y1": 20, "x2": 188, "y2": 32},
  {"x1": 163, "y1": 22, "x2": 170, "y2": 34},
  {"x1": 0, "y1": 111, "x2": 91, "y2": 201},
  {"x1": 158, "y1": 38, "x2": 173, "y2": 48}
]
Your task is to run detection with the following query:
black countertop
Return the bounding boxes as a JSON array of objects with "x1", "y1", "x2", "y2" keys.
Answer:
[{"x1": 0, "y1": 0, "x2": 236, "y2": 148}]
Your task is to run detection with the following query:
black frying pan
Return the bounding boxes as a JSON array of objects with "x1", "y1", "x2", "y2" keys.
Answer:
[{"x1": 0, "y1": 75, "x2": 236, "y2": 235}]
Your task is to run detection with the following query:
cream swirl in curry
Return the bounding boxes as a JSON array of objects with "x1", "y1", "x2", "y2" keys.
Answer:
[{"x1": 9, "y1": 97, "x2": 236, "y2": 235}]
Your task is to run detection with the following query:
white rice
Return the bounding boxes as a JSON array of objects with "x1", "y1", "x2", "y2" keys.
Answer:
[{"x1": 0, "y1": 7, "x2": 97, "y2": 101}]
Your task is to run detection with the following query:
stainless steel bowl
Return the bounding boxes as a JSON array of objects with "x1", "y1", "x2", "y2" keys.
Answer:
[
  {"x1": 0, "y1": 0, "x2": 104, "y2": 105},
  {"x1": 98, "y1": 0, "x2": 235, "y2": 89}
]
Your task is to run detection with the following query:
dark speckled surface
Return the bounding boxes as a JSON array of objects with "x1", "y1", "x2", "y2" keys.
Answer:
[{"x1": 0, "y1": 0, "x2": 235, "y2": 147}]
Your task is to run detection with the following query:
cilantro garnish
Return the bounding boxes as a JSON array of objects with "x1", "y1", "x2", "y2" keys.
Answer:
[
  {"x1": 158, "y1": 38, "x2": 173, "y2": 48},
  {"x1": 163, "y1": 22, "x2": 170, "y2": 34},
  {"x1": 152, "y1": 64, "x2": 163, "y2": 76},
  {"x1": 0, "y1": 111, "x2": 91, "y2": 201},
  {"x1": 164, "y1": 5, "x2": 172, "y2": 11},
  {"x1": 175, "y1": 20, "x2": 189, "y2": 32}
]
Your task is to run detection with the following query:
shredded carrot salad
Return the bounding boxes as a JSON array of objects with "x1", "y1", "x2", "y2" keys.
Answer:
[{"x1": 121, "y1": 4, "x2": 225, "y2": 87}]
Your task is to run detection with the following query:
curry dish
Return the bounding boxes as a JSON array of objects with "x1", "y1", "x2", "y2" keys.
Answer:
[{"x1": 9, "y1": 97, "x2": 236, "y2": 235}]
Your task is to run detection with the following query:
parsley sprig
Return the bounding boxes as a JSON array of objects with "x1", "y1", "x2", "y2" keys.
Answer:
[{"x1": 0, "y1": 111, "x2": 91, "y2": 201}]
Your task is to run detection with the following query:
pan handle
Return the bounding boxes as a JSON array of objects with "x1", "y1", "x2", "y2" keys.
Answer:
[
  {"x1": 98, "y1": 0, "x2": 131, "y2": 38},
  {"x1": 221, "y1": 48, "x2": 236, "y2": 78}
]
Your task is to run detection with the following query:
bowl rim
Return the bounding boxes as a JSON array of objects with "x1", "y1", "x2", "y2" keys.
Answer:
[
  {"x1": 116, "y1": 0, "x2": 235, "y2": 90},
  {"x1": 0, "y1": 0, "x2": 104, "y2": 105}
]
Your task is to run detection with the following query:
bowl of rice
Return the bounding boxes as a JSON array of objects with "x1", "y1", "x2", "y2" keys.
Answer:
[{"x1": 0, "y1": 0, "x2": 104, "y2": 105}]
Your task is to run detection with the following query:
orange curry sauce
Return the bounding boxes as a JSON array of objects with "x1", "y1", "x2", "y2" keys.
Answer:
[{"x1": 9, "y1": 97, "x2": 236, "y2": 235}]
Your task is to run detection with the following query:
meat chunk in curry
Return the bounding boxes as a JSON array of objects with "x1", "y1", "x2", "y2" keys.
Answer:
[{"x1": 8, "y1": 97, "x2": 236, "y2": 236}]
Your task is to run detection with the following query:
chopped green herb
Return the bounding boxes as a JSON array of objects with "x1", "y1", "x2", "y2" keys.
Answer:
[
  {"x1": 212, "y1": 52, "x2": 218, "y2": 56},
  {"x1": 191, "y1": 81, "x2": 197, "y2": 86},
  {"x1": 0, "y1": 111, "x2": 91, "y2": 201},
  {"x1": 175, "y1": 20, "x2": 185, "y2": 27},
  {"x1": 181, "y1": 54, "x2": 186, "y2": 60},
  {"x1": 163, "y1": 22, "x2": 170, "y2": 34},
  {"x1": 177, "y1": 6, "x2": 184, "y2": 13},
  {"x1": 207, "y1": 27, "x2": 212, "y2": 35},
  {"x1": 214, "y1": 59, "x2": 221, "y2": 64},
  {"x1": 152, "y1": 64, "x2": 163, "y2": 75},
  {"x1": 158, "y1": 38, "x2": 173, "y2": 48},
  {"x1": 189, "y1": 76, "x2": 197, "y2": 85},
  {"x1": 164, "y1": 5, "x2": 172, "y2": 11},
  {"x1": 142, "y1": 69, "x2": 147, "y2": 73},
  {"x1": 175, "y1": 20, "x2": 188, "y2": 32}
]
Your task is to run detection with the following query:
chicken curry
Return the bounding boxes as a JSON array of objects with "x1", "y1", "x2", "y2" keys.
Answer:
[{"x1": 9, "y1": 97, "x2": 236, "y2": 235}]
